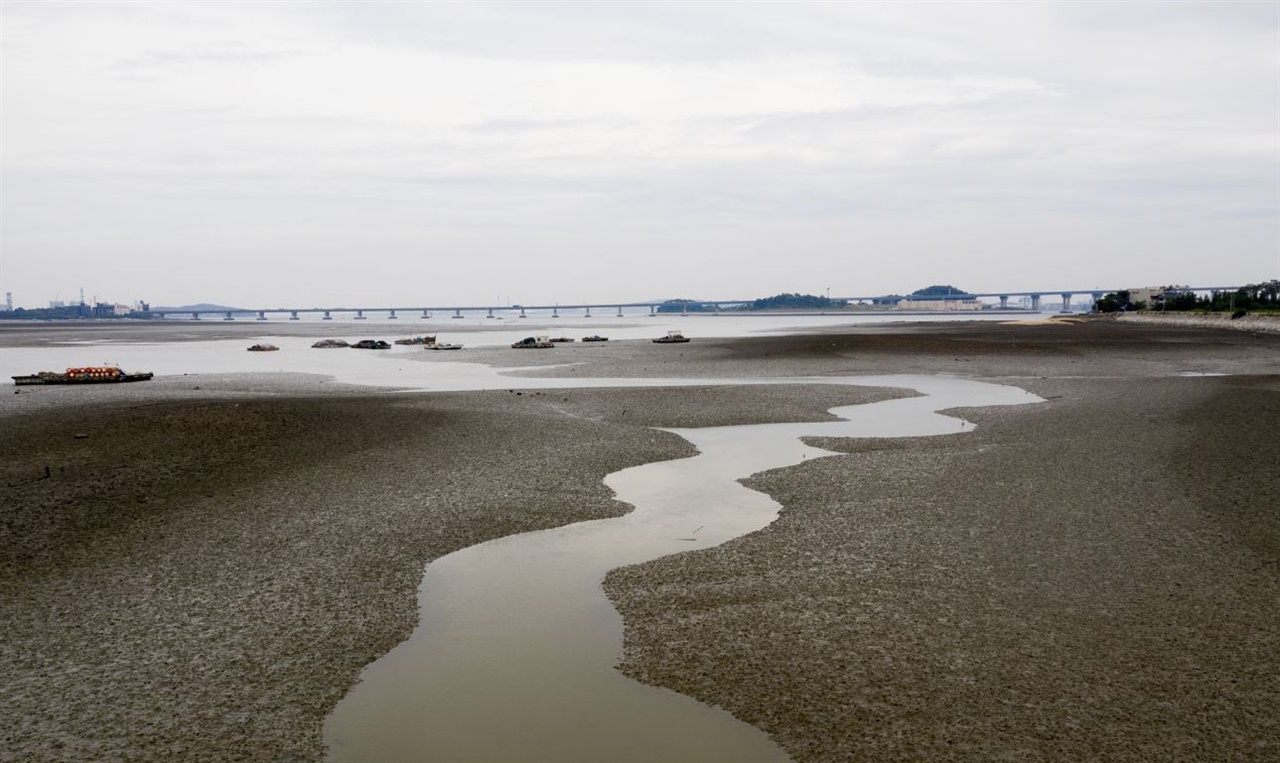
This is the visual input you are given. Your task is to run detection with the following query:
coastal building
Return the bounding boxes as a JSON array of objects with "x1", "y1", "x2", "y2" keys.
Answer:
[{"x1": 895, "y1": 298, "x2": 982, "y2": 311}]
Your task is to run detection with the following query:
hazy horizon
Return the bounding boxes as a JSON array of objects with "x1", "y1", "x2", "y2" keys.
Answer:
[{"x1": 2, "y1": 1, "x2": 1277, "y2": 310}]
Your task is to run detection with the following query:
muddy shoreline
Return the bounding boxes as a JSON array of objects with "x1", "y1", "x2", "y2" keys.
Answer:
[{"x1": 2, "y1": 319, "x2": 1277, "y2": 762}]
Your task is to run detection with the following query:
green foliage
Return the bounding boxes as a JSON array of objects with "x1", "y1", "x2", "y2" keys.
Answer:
[
  {"x1": 911, "y1": 284, "x2": 971, "y2": 297},
  {"x1": 750, "y1": 293, "x2": 848, "y2": 310},
  {"x1": 1094, "y1": 290, "x2": 1136, "y2": 313},
  {"x1": 1149, "y1": 281, "x2": 1279, "y2": 313}
]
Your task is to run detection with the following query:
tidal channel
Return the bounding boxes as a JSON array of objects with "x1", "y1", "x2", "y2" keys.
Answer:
[{"x1": 323, "y1": 375, "x2": 1042, "y2": 762}]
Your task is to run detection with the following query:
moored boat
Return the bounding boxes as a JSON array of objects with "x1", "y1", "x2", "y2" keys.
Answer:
[
  {"x1": 653, "y1": 331, "x2": 690, "y2": 343},
  {"x1": 425, "y1": 342, "x2": 464, "y2": 350},
  {"x1": 351, "y1": 339, "x2": 392, "y2": 349},
  {"x1": 581, "y1": 335, "x2": 609, "y2": 342},
  {"x1": 12, "y1": 366, "x2": 154, "y2": 386},
  {"x1": 247, "y1": 343, "x2": 280, "y2": 352},
  {"x1": 395, "y1": 335, "x2": 437, "y2": 345},
  {"x1": 312, "y1": 339, "x2": 350, "y2": 348},
  {"x1": 512, "y1": 336, "x2": 555, "y2": 349}
]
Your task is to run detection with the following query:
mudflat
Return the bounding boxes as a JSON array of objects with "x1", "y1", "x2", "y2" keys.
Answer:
[{"x1": 2, "y1": 317, "x2": 1277, "y2": 762}]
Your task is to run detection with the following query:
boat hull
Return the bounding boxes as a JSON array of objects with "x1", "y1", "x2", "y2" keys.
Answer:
[{"x1": 13, "y1": 372, "x2": 154, "y2": 386}]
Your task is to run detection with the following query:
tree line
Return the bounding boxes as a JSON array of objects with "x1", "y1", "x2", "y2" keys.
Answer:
[{"x1": 1094, "y1": 281, "x2": 1279, "y2": 315}]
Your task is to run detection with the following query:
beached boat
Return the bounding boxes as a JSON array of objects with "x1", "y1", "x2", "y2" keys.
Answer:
[
  {"x1": 425, "y1": 343, "x2": 464, "y2": 350},
  {"x1": 581, "y1": 335, "x2": 609, "y2": 342},
  {"x1": 12, "y1": 366, "x2": 154, "y2": 386},
  {"x1": 395, "y1": 335, "x2": 437, "y2": 345},
  {"x1": 351, "y1": 340, "x2": 392, "y2": 350},
  {"x1": 548, "y1": 336, "x2": 575, "y2": 343},
  {"x1": 512, "y1": 336, "x2": 555, "y2": 349},
  {"x1": 653, "y1": 331, "x2": 690, "y2": 343},
  {"x1": 312, "y1": 339, "x2": 350, "y2": 348},
  {"x1": 247, "y1": 343, "x2": 279, "y2": 352}
]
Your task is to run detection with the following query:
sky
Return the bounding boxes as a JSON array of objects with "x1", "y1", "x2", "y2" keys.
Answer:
[{"x1": 1, "y1": 0, "x2": 1277, "y2": 309}]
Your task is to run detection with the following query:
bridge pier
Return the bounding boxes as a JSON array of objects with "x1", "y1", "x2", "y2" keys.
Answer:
[
  {"x1": 323, "y1": 311, "x2": 332, "y2": 320},
  {"x1": 257, "y1": 311, "x2": 267, "y2": 321},
  {"x1": 649, "y1": 305, "x2": 656, "y2": 316},
  {"x1": 1060, "y1": 293, "x2": 1072, "y2": 312},
  {"x1": 487, "y1": 308, "x2": 495, "y2": 319},
  {"x1": 421, "y1": 309, "x2": 431, "y2": 318},
  {"x1": 1030, "y1": 294, "x2": 1041, "y2": 311},
  {"x1": 552, "y1": 306, "x2": 559, "y2": 318},
  {"x1": 224, "y1": 311, "x2": 235, "y2": 321},
  {"x1": 453, "y1": 309, "x2": 463, "y2": 319},
  {"x1": 192, "y1": 312, "x2": 201, "y2": 320},
  {"x1": 388, "y1": 310, "x2": 397, "y2": 319},
  {"x1": 519, "y1": 307, "x2": 527, "y2": 318},
  {"x1": 616, "y1": 306, "x2": 623, "y2": 317},
  {"x1": 355, "y1": 310, "x2": 366, "y2": 320},
  {"x1": 584, "y1": 306, "x2": 591, "y2": 318},
  {"x1": 999, "y1": 295, "x2": 1009, "y2": 309},
  {"x1": 1091, "y1": 292, "x2": 1104, "y2": 311},
  {"x1": 290, "y1": 311, "x2": 299, "y2": 321}
]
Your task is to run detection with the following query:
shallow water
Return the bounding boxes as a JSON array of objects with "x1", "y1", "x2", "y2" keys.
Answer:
[
  {"x1": 0, "y1": 311, "x2": 1029, "y2": 385},
  {"x1": 323, "y1": 375, "x2": 1042, "y2": 762}
]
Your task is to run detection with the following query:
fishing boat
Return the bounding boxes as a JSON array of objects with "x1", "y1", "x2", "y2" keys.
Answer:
[
  {"x1": 351, "y1": 339, "x2": 392, "y2": 349},
  {"x1": 312, "y1": 339, "x2": 350, "y2": 348},
  {"x1": 12, "y1": 366, "x2": 154, "y2": 386},
  {"x1": 581, "y1": 335, "x2": 609, "y2": 342},
  {"x1": 395, "y1": 335, "x2": 437, "y2": 345},
  {"x1": 512, "y1": 336, "x2": 555, "y2": 349},
  {"x1": 653, "y1": 331, "x2": 690, "y2": 343},
  {"x1": 425, "y1": 342, "x2": 464, "y2": 350},
  {"x1": 247, "y1": 343, "x2": 279, "y2": 352}
]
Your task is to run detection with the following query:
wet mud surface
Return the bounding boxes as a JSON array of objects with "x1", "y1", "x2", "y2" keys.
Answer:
[{"x1": 2, "y1": 318, "x2": 1278, "y2": 762}]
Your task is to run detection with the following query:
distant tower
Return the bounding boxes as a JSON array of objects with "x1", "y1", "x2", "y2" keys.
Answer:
[{"x1": 4, "y1": 292, "x2": 11, "y2": 311}]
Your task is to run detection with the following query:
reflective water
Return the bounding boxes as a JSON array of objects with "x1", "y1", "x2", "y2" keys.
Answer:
[
  {"x1": 0, "y1": 311, "x2": 1030, "y2": 385},
  {"x1": 323, "y1": 375, "x2": 1042, "y2": 762}
]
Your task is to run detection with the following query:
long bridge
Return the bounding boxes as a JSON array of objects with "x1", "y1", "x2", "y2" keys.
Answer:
[{"x1": 153, "y1": 286, "x2": 1245, "y2": 321}]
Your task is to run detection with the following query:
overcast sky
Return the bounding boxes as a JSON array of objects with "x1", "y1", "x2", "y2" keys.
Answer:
[{"x1": 2, "y1": 1, "x2": 1277, "y2": 309}]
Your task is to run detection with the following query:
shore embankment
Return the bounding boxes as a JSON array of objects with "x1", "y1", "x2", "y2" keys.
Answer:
[
  {"x1": 1117, "y1": 310, "x2": 1280, "y2": 333},
  {"x1": 2, "y1": 318, "x2": 1277, "y2": 762}
]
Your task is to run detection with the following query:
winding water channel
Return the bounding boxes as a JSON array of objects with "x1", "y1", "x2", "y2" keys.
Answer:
[{"x1": 323, "y1": 375, "x2": 1042, "y2": 762}]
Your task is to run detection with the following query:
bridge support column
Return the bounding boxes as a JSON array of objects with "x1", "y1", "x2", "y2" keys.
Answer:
[
  {"x1": 257, "y1": 311, "x2": 267, "y2": 321},
  {"x1": 519, "y1": 308, "x2": 527, "y2": 318},
  {"x1": 1060, "y1": 293, "x2": 1072, "y2": 312},
  {"x1": 649, "y1": 305, "x2": 656, "y2": 316},
  {"x1": 355, "y1": 310, "x2": 366, "y2": 320},
  {"x1": 453, "y1": 309, "x2": 463, "y2": 319},
  {"x1": 552, "y1": 306, "x2": 559, "y2": 318},
  {"x1": 290, "y1": 311, "x2": 299, "y2": 321},
  {"x1": 487, "y1": 308, "x2": 495, "y2": 319},
  {"x1": 1030, "y1": 294, "x2": 1041, "y2": 311},
  {"x1": 421, "y1": 310, "x2": 431, "y2": 318},
  {"x1": 224, "y1": 311, "x2": 234, "y2": 321},
  {"x1": 616, "y1": 306, "x2": 623, "y2": 317},
  {"x1": 999, "y1": 295, "x2": 1009, "y2": 309},
  {"x1": 585, "y1": 306, "x2": 591, "y2": 318},
  {"x1": 388, "y1": 310, "x2": 397, "y2": 319},
  {"x1": 323, "y1": 311, "x2": 332, "y2": 320},
  {"x1": 192, "y1": 312, "x2": 201, "y2": 320}
]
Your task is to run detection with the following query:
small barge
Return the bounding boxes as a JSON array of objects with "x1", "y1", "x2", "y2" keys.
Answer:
[{"x1": 13, "y1": 366, "x2": 155, "y2": 386}]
